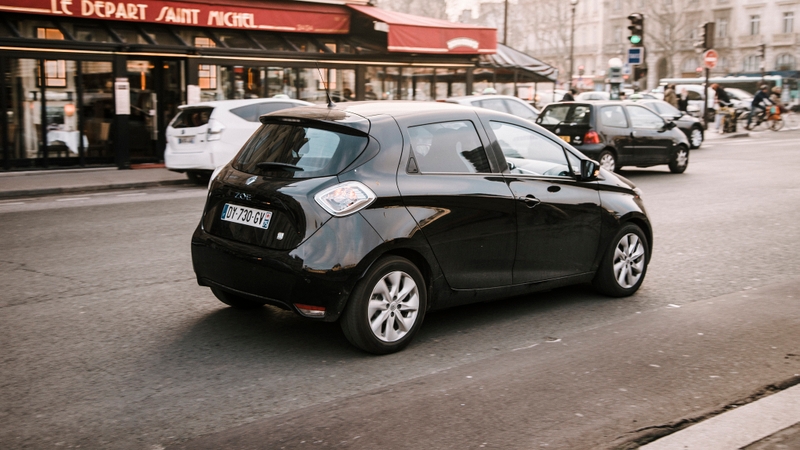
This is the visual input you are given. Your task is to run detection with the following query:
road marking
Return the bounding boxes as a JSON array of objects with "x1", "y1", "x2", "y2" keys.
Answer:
[
  {"x1": 117, "y1": 192, "x2": 148, "y2": 197},
  {"x1": 55, "y1": 197, "x2": 90, "y2": 202},
  {"x1": 0, "y1": 201, "x2": 25, "y2": 206}
]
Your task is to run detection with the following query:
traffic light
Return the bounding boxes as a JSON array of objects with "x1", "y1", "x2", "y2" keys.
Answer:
[
  {"x1": 694, "y1": 22, "x2": 715, "y2": 52},
  {"x1": 628, "y1": 13, "x2": 644, "y2": 46},
  {"x1": 757, "y1": 43, "x2": 766, "y2": 59}
]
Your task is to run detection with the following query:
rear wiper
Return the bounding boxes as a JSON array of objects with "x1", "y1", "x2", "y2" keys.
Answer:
[{"x1": 255, "y1": 162, "x2": 304, "y2": 172}]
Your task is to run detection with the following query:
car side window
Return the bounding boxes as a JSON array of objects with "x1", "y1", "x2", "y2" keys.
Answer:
[
  {"x1": 686, "y1": 90, "x2": 702, "y2": 101},
  {"x1": 599, "y1": 105, "x2": 628, "y2": 128},
  {"x1": 408, "y1": 121, "x2": 491, "y2": 174},
  {"x1": 627, "y1": 105, "x2": 666, "y2": 129},
  {"x1": 505, "y1": 100, "x2": 537, "y2": 120},
  {"x1": 490, "y1": 121, "x2": 572, "y2": 177},
  {"x1": 475, "y1": 99, "x2": 508, "y2": 114}
]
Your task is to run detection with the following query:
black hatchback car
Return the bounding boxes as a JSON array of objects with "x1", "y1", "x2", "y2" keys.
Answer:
[
  {"x1": 536, "y1": 101, "x2": 690, "y2": 173},
  {"x1": 192, "y1": 102, "x2": 653, "y2": 354},
  {"x1": 634, "y1": 99, "x2": 705, "y2": 149}
]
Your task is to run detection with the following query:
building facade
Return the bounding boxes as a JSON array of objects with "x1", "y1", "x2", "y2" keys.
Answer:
[
  {"x1": 456, "y1": 0, "x2": 799, "y2": 92},
  {"x1": 0, "y1": 0, "x2": 520, "y2": 171}
]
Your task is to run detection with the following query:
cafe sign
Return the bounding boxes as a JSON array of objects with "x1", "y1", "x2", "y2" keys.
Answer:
[{"x1": 0, "y1": 0, "x2": 351, "y2": 33}]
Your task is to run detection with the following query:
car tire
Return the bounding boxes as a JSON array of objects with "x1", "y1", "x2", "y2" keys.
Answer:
[
  {"x1": 689, "y1": 126, "x2": 704, "y2": 148},
  {"x1": 592, "y1": 223, "x2": 649, "y2": 297},
  {"x1": 340, "y1": 256, "x2": 427, "y2": 355},
  {"x1": 668, "y1": 145, "x2": 689, "y2": 173},
  {"x1": 598, "y1": 150, "x2": 618, "y2": 172},
  {"x1": 186, "y1": 171, "x2": 210, "y2": 185},
  {"x1": 211, "y1": 287, "x2": 266, "y2": 309}
]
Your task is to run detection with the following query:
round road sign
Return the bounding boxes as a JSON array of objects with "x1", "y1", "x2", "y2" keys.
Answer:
[{"x1": 703, "y1": 49, "x2": 718, "y2": 69}]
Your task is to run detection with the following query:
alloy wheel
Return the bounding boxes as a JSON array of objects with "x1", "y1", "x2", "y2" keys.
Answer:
[
  {"x1": 599, "y1": 152, "x2": 616, "y2": 172},
  {"x1": 367, "y1": 271, "x2": 420, "y2": 342},
  {"x1": 690, "y1": 128, "x2": 703, "y2": 148},
  {"x1": 612, "y1": 233, "x2": 646, "y2": 289}
]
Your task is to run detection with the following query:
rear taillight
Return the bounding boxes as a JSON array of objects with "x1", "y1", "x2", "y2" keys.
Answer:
[
  {"x1": 584, "y1": 130, "x2": 600, "y2": 144},
  {"x1": 207, "y1": 119, "x2": 225, "y2": 141}
]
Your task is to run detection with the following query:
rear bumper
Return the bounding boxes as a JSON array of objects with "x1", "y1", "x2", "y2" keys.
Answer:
[
  {"x1": 191, "y1": 211, "x2": 386, "y2": 321},
  {"x1": 164, "y1": 145, "x2": 215, "y2": 171}
]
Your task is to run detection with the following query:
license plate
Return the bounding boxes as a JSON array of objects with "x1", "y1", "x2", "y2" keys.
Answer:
[
  {"x1": 220, "y1": 204, "x2": 272, "y2": 230},
  {"x1": 178, "y1": 136, "x2": 194, "y2": 144},
  {"x1": 558, "y1": 135, "x2": 571, "y2": 143}
]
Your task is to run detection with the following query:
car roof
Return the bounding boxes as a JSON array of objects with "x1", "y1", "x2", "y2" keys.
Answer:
[
  {"x1": 178, "y1": 98, "x2": 311, "y2": 110},
  {"x1": 445, "y1": 94, "x2": 528, "y2": 103}
]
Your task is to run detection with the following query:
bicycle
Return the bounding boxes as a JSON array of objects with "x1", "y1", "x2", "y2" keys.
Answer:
[{"x1": 745, "y1": 106, "x2": 784, "y2": 131}]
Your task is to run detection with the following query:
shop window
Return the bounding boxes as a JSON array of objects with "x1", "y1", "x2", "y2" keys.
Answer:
[
  {"x1": 194, "y1": 36, "x2": 215, "y2": 48},
  {"x1": 73, "y1": 25, "x2": 114, "y2": 43},
  {"x1": 251, "y1": 33, "x2": 290, "y2": 52},
  {"x1": 38, "y1": 60, "x2": 68, "y2": 88},
  {"x1": 198, "y1": 65, "x2": 217, "y2": 90},
  {"x1": 217, "y1": 32, "x2": 256, "y2": 49},
  {"x1": 113, "y1": 25, "x2": 149, "y2": 44},
  {"x1": 36, "y1": 27, "x2": 64, "y2": 40},
  {"x1": 141, "y1": 26, "x2": 181, "y2": 45}
]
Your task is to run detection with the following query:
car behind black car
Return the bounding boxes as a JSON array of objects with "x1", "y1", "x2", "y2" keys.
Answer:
[
  {"x1": 536, "y1": 101, "x2": 691, "y2": 173},
  {"x1": 192, "y1": 102, "x2": 653, "y2": 354},
  {"x1": 634, "y1": 99, "x2": 705, "y2": 149}
]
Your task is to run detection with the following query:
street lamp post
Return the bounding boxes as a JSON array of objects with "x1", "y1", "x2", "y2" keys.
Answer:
[{"x1": 568, "y1": 0, "x2": 578, "y2": 91}]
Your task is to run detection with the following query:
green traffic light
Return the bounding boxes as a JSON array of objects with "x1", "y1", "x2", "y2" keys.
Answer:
[{"x1": 630, "y1": 35, "x2": 642, "y2": 44}]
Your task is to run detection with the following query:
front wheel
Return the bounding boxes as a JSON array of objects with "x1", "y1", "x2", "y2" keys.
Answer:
[
  {"x1": 592, "y1": 224, "x2": 649, "y2": 297},
  {"x1": 768, "y1": 118, "x2": 784, "y2": 131},
  {"x1": 340, "y1": 256, "x2": 427, "y2": 354},
  {"x1": 668, "y1": 146, "x2": 689, "y2": 173}
]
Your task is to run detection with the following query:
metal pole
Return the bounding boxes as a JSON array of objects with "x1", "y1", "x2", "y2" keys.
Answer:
[
  {"x1": 568, "y1": 2, "x2": 576, "y2": 90},
  {"x1": 703, "y1": 67, "x2": 710, "y2": 130},
  {"x1": 503, "y1": 0, "x2": 508, "y2": 45}
]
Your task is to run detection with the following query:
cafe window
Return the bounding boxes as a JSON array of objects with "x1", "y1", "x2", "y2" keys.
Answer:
[
  {"x1": 195, "y1": 37, "x2": 218, "y2": 90},
  {"x1": 39, "y1": 60, "x2": 68, "y2": 87},
  {"x1": 36, "y1": 27, "x2": 64, "y2": 40}
]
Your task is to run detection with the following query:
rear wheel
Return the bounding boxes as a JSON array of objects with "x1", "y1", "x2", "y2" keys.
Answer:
[
  {"x1": 211, "y1": 287, "x2": 266, "y2": 309},
  {"x1": 340, "y1": 256, "x2": 427, "y2": 355},
  {"x1": 593, "y1": 223, "x2": 649, "y2": 297},
  {"x1": 668, "y1": 145, "x2": 689, "y2": 173},
  {"x1": 186, "y1": 171, "x2": 210, "y2": 185},
  {"x1": 598, "y1": 150, "x2": 617, "y2": 172}
]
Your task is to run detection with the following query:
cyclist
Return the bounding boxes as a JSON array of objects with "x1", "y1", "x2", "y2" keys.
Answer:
[{"x1": 746, "y1": 85, "x2": 773, "y2": 129}]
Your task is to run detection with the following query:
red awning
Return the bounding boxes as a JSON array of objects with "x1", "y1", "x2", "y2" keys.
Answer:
[
  {"x1": 0, "y1": 0, "x2": 350, "y2": 34},
  {"x1": 348, "y1": 5, "x2": 496, "y2": 54}
]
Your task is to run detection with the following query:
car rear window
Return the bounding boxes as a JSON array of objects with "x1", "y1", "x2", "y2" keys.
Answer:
[
  {"x1": 230, "y1": 102, "x2": 301, "y2": 122},
  {"x1": 232, "y1": 123, "x2": 368, "y2": 179},
  {"x1": 537, "y1": 105, "x2": 591, "y2": 125},
  {"x1": 170, "y1": 107, "x2": 214, "y2": 128}
]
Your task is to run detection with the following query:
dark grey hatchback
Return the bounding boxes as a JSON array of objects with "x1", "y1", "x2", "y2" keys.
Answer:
[
  {"x1": 536, "y1": 101, "x2": 691, "y2": 173},
  {"x1": 192, "y1": 101, "x2": 653, "y2": 354}
]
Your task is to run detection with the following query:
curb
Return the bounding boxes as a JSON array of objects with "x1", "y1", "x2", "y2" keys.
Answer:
[{"x1": 0, "y1": 179, "x2": 195, "y2": 200}]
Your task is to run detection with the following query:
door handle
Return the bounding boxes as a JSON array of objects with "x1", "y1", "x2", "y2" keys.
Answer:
[{"x1": 520, "y1": 195, "x2": 540, "y2": 208}]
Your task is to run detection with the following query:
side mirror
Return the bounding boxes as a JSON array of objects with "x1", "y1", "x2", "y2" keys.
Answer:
[
  {"x1": 673, "y1": 114, "x2": 683, "y2": 121},
  {"x1": 662, "y1": 121, "x2": 677, "y2": 130},
  {"x1": 580, "y1": 159, "x2": 599, "y2": 181}
]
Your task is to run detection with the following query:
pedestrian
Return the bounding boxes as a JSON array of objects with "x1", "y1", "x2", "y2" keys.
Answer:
[
  {"x1": 711, "y1": 84, "x2": 731, "y2": 133},
  {"x1": 561, "y1": 88, "x2": 576, "y2": 101},
  {"x1": 746, "y1": 84, "x2": 772, "y2": 129},
  {"x1": 619, "y1": 91, "x2": 627, "y2": 100},
  {"x1": 677, "y1": 88, "x2": 689, "y2": 113},
  {"x1": 664, "y1": 84, "x2": 678, "y2": 108}
]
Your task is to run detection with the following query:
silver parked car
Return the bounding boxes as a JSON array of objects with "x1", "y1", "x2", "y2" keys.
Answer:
[{"x1": 442, "y1": 94, "x2": 540, "y2": 121}]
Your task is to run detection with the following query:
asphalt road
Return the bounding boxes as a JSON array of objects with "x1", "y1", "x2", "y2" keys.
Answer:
[{"x1": 1, "y1": 131, "x2": 799, "y2": 449}]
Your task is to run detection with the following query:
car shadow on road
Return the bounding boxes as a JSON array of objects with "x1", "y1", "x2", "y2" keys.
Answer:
[{"x1": 165, "y1": 283, "x2": 625, "y2": 363}]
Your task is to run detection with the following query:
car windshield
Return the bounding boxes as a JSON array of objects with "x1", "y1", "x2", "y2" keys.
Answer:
[
  {"x1": 233, "y1": 123, "x2": 368, "y2": 179},
  {"x1": 538, "y1": 105, "x2": 591, "y2": 125},
  {"x1": 170, "y1": 107, "x2": 213, "y2": 128}
]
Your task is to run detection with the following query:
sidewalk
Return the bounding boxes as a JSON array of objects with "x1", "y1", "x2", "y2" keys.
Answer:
[{"x1": 0, "y1": 164, "x2": 193, "y2": 200}]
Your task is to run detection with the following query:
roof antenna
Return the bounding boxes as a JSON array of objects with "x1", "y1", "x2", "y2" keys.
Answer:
[{"x1": 316, "y1": 63, "x2": 335, "y2": 108}]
